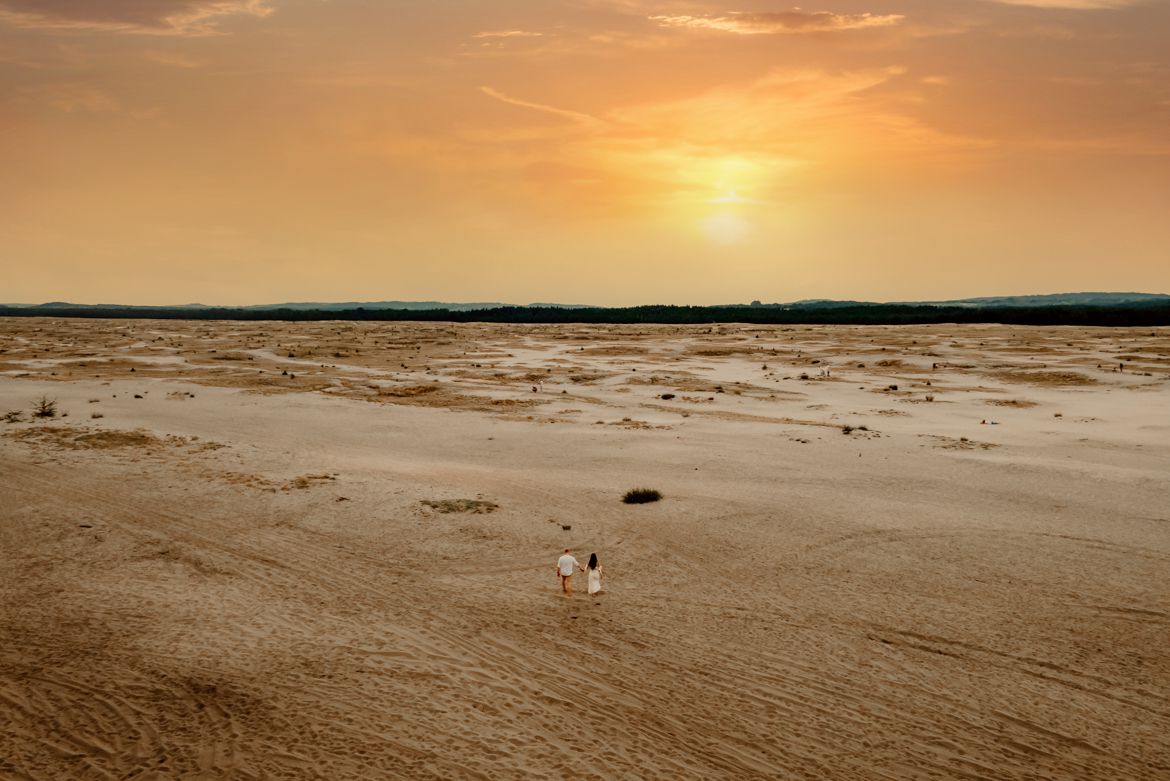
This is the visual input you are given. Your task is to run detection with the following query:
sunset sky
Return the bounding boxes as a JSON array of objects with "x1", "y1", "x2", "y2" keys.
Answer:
[{"x1": 2, "y1": 0, "x2": 1168, "y2": 305}]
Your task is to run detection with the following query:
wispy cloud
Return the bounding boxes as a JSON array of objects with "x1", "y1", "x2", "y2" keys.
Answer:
[
  {"x1": 986, "y1": 0, "x2": 1141, "y2": 8},
  {"x1": 144, "y1": 49, "x2": 205, "y2": 67},
  {"x1": 473, "y1": 30, "x2": 544, "y2": 39},
  {"x1": 479, "y1": 86, "x2": 604, "y2": 126},
  {"x1": 650, "y1": 10, "x2": 905, "y2": 35},
  {"x1": 0, "y1": 0, "x2": 273, "y2": 36},
  {"x1": 20, "y1": 82, "x2": 119, "y2": 113}
]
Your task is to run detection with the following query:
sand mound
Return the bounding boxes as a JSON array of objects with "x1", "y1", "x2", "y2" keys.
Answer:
[{"x1": 992, "y1": 370, "x2": 1098, "y2": 386}]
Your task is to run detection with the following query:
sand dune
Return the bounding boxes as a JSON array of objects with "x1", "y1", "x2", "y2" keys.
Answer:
[{"x1": 2, "y1": 318, "x2": 1168, "y2": 779}]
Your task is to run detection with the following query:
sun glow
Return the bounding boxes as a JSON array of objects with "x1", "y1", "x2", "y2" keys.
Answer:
[{"x1": 702, "y1": 211, "x2": 750, "y2": 245}]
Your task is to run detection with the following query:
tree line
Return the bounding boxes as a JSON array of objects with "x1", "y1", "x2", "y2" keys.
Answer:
[{"x1": 1, "y1": 303, "x2": 1169, "y2": 326}]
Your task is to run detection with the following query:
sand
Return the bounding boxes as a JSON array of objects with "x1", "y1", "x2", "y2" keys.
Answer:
[{"x1": 1, "y1": 318, "x2": 1168, "y2": 779}]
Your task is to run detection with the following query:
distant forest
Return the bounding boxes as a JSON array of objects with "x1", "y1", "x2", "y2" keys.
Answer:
[{"x1": 2, "y1": 303, "x2": 1170, "y2": 326}]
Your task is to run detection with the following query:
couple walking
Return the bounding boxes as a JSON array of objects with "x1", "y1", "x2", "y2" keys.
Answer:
[{"x1": 556, "y1": 548, "x2": 603, "y2": 597}]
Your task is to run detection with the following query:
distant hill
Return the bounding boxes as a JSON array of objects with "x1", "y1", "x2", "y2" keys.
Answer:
[
  {"x1": 766, "y1": 292, "x2": 1170, "y2": 309},
  {"x1": 11, "y1": 293, "x2": 1166, "y2": 312},
  {"x1": 6, "y1": 300, "x2": 593, "y2": 312},
  {"x1": 915, "y1": 292, "x2": 1170, "y2": 308}
]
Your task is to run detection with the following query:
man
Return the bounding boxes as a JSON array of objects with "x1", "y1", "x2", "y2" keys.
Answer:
[{"x1": 556, "y1": 548, "x2": 582, "y2": 596}]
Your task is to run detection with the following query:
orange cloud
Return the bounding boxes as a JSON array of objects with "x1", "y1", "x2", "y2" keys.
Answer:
[
  {"x1": 650, "y1": 10, "x2": 905, "y2": 35},
  {"x1": 0, "y1": 0, "x2": 273, "y2": 35}
]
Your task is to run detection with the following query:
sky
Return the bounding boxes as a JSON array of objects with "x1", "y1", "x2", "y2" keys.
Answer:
[{"x1": 1, "y1": 0, "x2": 1168, "y2": 306}]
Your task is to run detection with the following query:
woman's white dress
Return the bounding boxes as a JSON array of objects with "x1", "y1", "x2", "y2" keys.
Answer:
[{"x1": 587, "y1": 566, "x2": 602, "y2": 595}]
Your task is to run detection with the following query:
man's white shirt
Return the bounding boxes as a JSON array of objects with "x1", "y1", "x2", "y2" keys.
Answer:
[{"x1": 558, "y1": 555, "x2": 578, "y2": 576}]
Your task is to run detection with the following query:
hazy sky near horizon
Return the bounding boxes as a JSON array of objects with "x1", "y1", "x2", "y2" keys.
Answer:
[{"x1": 2, "y1": 0, "x2": 1168, "y2": 305}]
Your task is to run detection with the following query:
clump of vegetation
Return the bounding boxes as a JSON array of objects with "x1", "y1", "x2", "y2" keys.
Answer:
[
  {"x1": 32, "y1": 396, "x2": 58, "y2": 418},
  {"x1": 842, "y1": 425, "x2": 854, "y2": 435},
  {"x1": 986, "y1": 399, "x2": 1037, "y2": 408},
  {"x1": 622, "y1": 488, "x2": 662, "y2": 504},
  {"x1": 421, "y1": 498, "x2": 499, "y2": 514},
  {"x1": 925, "y1": 394, "x2": 935, "y2": 402},
  {"x1": 3, "y1": 410, "x2": 23, "y2": 424},
  {"x1": 660, "y1": 393, "x2": 676, "y2": 400}
]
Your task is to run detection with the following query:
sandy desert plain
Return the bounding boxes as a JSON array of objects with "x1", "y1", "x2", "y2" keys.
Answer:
[{"x1": 0, "y1": 317, "x2": 1168, "y2": 781}]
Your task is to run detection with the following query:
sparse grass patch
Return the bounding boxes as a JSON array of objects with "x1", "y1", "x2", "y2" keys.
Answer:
[
  {"x1": 986, "y1": 399, "x2": 1038, "y2": 408},
  {"x1": 380, "y1": 384, "x2": 439, "y2": 397},
  {"x1": 3, "y1": 410, "x2": 24, "y2": 424},
  {"x1": 992, "y1": 371, "x2": 1096, "y2": 386},
  {"x1": 283, "y1": 473, "x2": 337, "y2": 491},
  {"x1": 622, "y1": 488, "x2": 662, "y2": 504},
  {"x1": 6, "y1": 426, "x2": 167, "y2": 450},
  {"x1": 421, "y1": 498, "x2": 499, "y2": 514}
]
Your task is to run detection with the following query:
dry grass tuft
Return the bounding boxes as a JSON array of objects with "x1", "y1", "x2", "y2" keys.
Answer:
[{"x1": 420, "y1": 498, "x2": 499, "y2": 514}]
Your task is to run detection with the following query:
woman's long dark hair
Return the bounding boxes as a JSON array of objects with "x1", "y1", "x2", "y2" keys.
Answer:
[{"x1": 588, "y1": 553, "x2": 598, "y2": 570}]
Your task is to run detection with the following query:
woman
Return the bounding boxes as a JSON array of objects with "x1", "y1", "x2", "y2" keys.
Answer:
[{"x1": 586, "y1": 553, "x2": 604, "y2": 596}]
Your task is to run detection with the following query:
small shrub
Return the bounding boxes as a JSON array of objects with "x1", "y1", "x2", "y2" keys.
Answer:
[
  {"x1": 91, "y1": 412, "x2": 104, "y2": 419},
  {"x1": 32, "y1": 396, "x2": 57, "y2": 418},
  {"x1": 925, "y1": 394, "x2": 935, "y2": 402},
  {"x1": 842, "y1": 425, "x2": 854, "y2": 435},
  {"x1": 3, "y1": 410, "x2": 23, "y2": 424},
  {"x1": 660, "y1": 393, "x2": 676, "y2": 400},
  {"x1": 622, "y1": 488, "x2": 662, "y2": 504}
]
